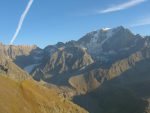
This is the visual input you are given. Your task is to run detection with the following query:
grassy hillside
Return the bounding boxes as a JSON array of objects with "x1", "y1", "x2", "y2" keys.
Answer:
[
  {"x1": 0, "y1": 76, "x2": 88, "y2": 113},
  {"x1": 0, "y1": 55, "x2": 29, "y2": 81}
]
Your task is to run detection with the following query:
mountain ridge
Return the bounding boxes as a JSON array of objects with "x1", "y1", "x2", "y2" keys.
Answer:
[{"x1": 1, "y1": 26, "x2": 150, "y2": 113}]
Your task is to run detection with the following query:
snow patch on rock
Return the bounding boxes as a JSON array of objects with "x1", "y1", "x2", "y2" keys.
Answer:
[
  {"x1": 85, "y1": 28, "x2": 114, "y2": 54},
  {"x1": 99, "y1": 29, "x2": 113, "y2": 47},
  {"x1": 101, "y1": 28, "x2": 111, "y2": 31}
]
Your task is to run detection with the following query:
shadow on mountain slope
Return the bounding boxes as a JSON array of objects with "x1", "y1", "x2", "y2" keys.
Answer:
[
  {"x1": 14, "y1": 47, "x2": 43, "y2": 68},
  {"x1": 73, "y1": 59, "x2": 150, "y2": 113}
]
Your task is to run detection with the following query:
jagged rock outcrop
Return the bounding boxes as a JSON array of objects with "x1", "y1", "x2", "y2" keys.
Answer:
[
  {"x1": 0, "y1": 43, "x2": 43, "y2": 68},
  {"x1": 0, "y1": 43, "x2": 36, "y2": 58},
  {"x1": 77, "y1": 26, "x2": 146, "y2": 62},
  {"x1": 73, "y1": 55, "x2": 150, "y2": 113},
  {"x1": 31, "y1": 45, "x2": 94, "y2": 85},
  {"x1": 69, "y1": 47, "x2": 150, "y2": 93},
  {"x1": 43, "y1": 46, "x2": 93, "y2": 75}
]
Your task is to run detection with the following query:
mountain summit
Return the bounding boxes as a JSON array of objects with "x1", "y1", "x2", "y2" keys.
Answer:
[{"x1": 1, "y1": 26, "x2": 150, "y2": 113}]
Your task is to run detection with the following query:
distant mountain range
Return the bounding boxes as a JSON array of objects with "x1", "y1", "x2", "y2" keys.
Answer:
[{"x1": 1, "y1": 26, "x2": 150, "y2": 113}]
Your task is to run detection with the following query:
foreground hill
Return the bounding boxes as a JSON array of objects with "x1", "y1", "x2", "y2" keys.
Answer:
[
  {"x1": 0, "y1": 75, "x2": 88, "y2": 113},
  {"x1": 0, "y1": 54, "x2": 29, "y2": 81}
]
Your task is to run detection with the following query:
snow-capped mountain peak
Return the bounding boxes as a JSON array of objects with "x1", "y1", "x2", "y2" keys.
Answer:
[{"x1": 101, "y1": 27, "x2": 111, "y2": 31}]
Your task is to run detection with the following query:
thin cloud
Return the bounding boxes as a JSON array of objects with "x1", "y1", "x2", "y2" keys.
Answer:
[
  {"x1": 130, "y1": 17, "x2": 150, "y2": 27},
  {"x1": 99, "y1": 0, "x2": 147, "y2": 14}
]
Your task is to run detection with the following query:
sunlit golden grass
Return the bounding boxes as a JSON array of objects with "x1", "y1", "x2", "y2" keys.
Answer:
[{"x1": 0, "y1": 75, "x2": 88, "y2": 113}]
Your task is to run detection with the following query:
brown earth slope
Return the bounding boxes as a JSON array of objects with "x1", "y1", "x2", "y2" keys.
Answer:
[
  {"x1": 0, "y1": 55, "x2": 29, "y2": 81},
  {"x1": 0, "y1": 75, "x2": 88, "y2": 113}
]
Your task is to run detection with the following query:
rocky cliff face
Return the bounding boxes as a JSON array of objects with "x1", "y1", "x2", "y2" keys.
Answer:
[
  {"x1": 32, "y1": 45, "x2": 94, "y2": 86},
  {"x1": 0, "y1": 43, "x2": 43, "y2": 68},
  {"x1": 68, "y1": 50, "x2": 144, "y2": 93},
  {"x1": 77, "y1": 26, "x2": 146, "y2": 61},
  {"x1": 43, "y1": 46, "x2": 93, "y2": 75},
  {"x1": 73, "y1": 55, "x2": 150, "y2": 113},
  {"x1": 0, "y1": 43, "x2": 36, "y2": 58}
]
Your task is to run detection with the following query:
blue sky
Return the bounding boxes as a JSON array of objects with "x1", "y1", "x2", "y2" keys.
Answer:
[{"x1": 0, "y1": 0, "x2": 150, "y2": 48}]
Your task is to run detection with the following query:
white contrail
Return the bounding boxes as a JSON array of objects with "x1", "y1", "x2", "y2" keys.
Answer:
[{"x1": 10, "y1": 0, "x2": 34, "y2": 45}]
